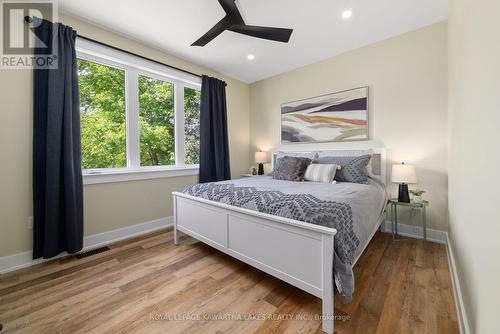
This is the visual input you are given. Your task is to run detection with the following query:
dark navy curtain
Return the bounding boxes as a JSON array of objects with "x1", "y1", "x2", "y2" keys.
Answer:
[
  {"x1": 199, "y1": 75, "x2": 231, "y2": 183},
  {"x1": 33, "y1": 19, "x2": 83, "y2": 259}
]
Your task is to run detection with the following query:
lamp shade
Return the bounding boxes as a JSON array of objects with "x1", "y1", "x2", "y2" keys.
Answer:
[
  {"x1": 255, "y1": 151, "x2": 267, "y2": 164},
  {"x1": 391, "y1": 163, "x2": 417, "y2": 184}
]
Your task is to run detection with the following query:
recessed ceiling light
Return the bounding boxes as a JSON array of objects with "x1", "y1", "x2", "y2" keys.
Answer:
[
  {"x1": 341, "y1": 10, "x2": 353, "y2": 19},
  {"x1": 247, "y1": 54, "x2": 255, "y2": 61}
]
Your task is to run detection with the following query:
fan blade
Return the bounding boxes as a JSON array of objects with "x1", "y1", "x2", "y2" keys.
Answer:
[
  {"x1": 228, "y1": 25, "x2": 293, "y2": 43},
  {"x1": 218, "y1": 0, "x2": 244, "y2": 24},
  {"x1": 191, "y1": 16, "x2": 232, "y2": 46}
]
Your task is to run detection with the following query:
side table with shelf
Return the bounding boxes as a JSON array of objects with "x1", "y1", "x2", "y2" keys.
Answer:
[{"x1": 388, "y1": 199, "x2": 429, "y2": 242}]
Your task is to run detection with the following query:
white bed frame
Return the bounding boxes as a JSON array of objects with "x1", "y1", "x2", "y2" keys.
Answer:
[{"x1": 172, "y1": 148, "x2": 386, "y2": 334}]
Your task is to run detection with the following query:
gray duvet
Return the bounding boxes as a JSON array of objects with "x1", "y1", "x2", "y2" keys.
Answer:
[{"x1": 183, "y1": 176, "x2": 388, "y2": 303}]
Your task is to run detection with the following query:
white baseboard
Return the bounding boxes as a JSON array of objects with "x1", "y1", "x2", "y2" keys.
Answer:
[
  {"x1": 445, "y1": 233, "x2": 470, "y2": 334},
  {"x1": 0, "y1": 216, "x2": 173, "y2": 274},
  {"x1": 381, "y1": 220, "x2": 447, "y2": 244}
]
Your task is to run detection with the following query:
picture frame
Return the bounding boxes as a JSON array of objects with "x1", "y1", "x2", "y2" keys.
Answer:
[{"x1": 281, "y1": 86, "x2": 369, "y2": 143}]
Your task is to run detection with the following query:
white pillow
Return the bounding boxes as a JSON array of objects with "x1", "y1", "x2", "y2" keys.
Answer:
[{"x1": 304, "y1": 164, "x2": 341, "y2": 183}]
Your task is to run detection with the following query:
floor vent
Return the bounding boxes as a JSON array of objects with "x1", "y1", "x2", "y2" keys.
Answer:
[{"x1": 76, "y1": 246, "x2": 110, "y2": 259}]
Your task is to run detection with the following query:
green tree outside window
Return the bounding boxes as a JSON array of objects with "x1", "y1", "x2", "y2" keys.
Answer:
[{"x1": 78, "y1": 58, "x2": 200, "y2": 169}]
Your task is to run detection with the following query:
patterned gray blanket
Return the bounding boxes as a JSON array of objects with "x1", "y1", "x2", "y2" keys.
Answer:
[{"x1": 183, "y1": 183, "x2": 361, "y2": 302}]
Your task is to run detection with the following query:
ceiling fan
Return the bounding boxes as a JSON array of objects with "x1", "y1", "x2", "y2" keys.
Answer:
[{"x1": 191, "y1": 0, "x2": 293, "y2": 47}]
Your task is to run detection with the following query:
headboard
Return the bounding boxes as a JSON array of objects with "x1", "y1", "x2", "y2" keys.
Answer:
[{"x1": 271, "y1": 147, "x2": 387, "y2": 185}]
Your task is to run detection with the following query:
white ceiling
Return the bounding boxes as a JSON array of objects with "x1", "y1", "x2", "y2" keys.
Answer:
[{"x1": 59, "y1": 0, "x2": 448, "y2": 83}]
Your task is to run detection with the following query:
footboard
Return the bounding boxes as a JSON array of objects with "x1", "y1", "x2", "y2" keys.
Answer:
[{"x1": 172, "y1": 192, "x2": 337, "y2": 334}]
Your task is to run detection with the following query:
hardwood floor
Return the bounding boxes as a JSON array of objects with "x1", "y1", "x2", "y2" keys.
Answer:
[{"x1": 0, "y1": 229, "x2": 458, "y2": 334}]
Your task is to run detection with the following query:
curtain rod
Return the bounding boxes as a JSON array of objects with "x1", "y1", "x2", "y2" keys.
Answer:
[{"x1": 24, "y1": 16, "x2": 202, "y2": 79}]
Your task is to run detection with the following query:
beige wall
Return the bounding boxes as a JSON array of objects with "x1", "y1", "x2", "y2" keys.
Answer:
[
  {"x1": 250, "y1": 22, "x2": 448, "y2": 231},
  {"x1": 0, "y1": 14, "x2": 250, "y2": 257},
  {"x1": 448, "y1": 0, "x2": 500, "y2": 332}
]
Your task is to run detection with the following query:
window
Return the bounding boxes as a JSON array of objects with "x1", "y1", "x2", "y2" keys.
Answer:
[
  {"x1": 184, "y1": 87, "x2": 201, "y2": 165},
  {"x1": 138, "y1": 75, "x2": 175, "y2": 166},
  {"x1": 78, "y1": 59, "x2": 126, "y2": 169},
  {"x1": 76, "y1": 38, "x2": 201, "y2": 183}
]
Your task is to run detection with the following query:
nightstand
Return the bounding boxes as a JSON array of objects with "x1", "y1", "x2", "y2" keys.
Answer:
[
  {"x1": 388, "y1": 199, "x2": 429, "y2": 242},
  {"x1": 240, "y1": 174, "x2": 258, "y2": 178}
]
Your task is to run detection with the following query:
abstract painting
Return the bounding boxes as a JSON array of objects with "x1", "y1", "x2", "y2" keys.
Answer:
[{"x1": 281, "y1": 87, "x2": 369, "y2": 143}]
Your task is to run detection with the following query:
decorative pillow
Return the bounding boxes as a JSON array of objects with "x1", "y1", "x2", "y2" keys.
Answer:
[
  {"x1": 313, "y1": 155, "x2": 371, "y2": 183},
  {"x1": 317, "y1": 149, "x2": 374, "y2": 177},
  {"x1": 316, "y1": 149, "x2": 372, "y2": 158},
  {"x1": 273, "y1": 156, "x2": 311, "y2": 181},
  {"x1": 304, "y1": 164, "x2": 341, "y2": 183},
  {"x1": 271, "y1": 152, "x2": 317, "y2": 176},
  {"x1": 275, "y1": 151, "x2": 317, "y2": 160},
  {"x1": 270, "y1": 157, "x2": 283, "y2": 176}
]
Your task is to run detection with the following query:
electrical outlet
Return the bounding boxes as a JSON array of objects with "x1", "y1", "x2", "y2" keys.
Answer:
[{"x1": 27, "y1": 216, "x2": 33, "y2": 229}]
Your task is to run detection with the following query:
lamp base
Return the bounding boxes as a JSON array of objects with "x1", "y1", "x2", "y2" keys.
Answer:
[
  {"x1": 258, "y1": 163, "x2": 264, "y2": 175},
  {"x1": 398, "y1": 183, "x2": 410, "y2": 203}
]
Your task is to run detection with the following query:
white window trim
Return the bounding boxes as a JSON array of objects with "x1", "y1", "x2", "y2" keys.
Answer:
[
  {"x1": 76, "y1": 38, "x2": 201, "y2": 184},
  {"x1": 83, "y1": 165, "x2": 199, "y2": 185}
]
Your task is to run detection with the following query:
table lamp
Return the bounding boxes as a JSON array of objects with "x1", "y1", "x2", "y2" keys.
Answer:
[
  {"x1": 255, "y1": 151, "x2": 267, "y2": 175},
  {"x1": 391, "y1": 162, "x2": 417, "y2": 203}
]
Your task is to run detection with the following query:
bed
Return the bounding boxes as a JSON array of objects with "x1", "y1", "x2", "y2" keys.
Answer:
[{"x1": 172, "y1": 148, "x2": 387, "y2": 334}]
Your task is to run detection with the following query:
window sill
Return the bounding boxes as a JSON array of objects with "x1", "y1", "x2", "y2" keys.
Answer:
[{"x1": 83, "y1": 165, "x2": 199, "y2": 185}]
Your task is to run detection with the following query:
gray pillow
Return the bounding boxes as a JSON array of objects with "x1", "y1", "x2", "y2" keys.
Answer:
[
  {"x1": 270, "y1": 157, "x2": 284, "y2": 176},
  {"x1": 273, "y1": 156, "x2": 311, "y2": 181},
  {"x1": 271, "y1": 152, "x2": 317, "y2": 176},
  {"x1": 313, "y1": 154, "x2": 371, "y2": 184},
  {"x1": 275, "y1": 151, "x2": 317, "y2": 160},
  {"x1": 316, "y1": 149, "x2": 375, "y2": 177}
]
